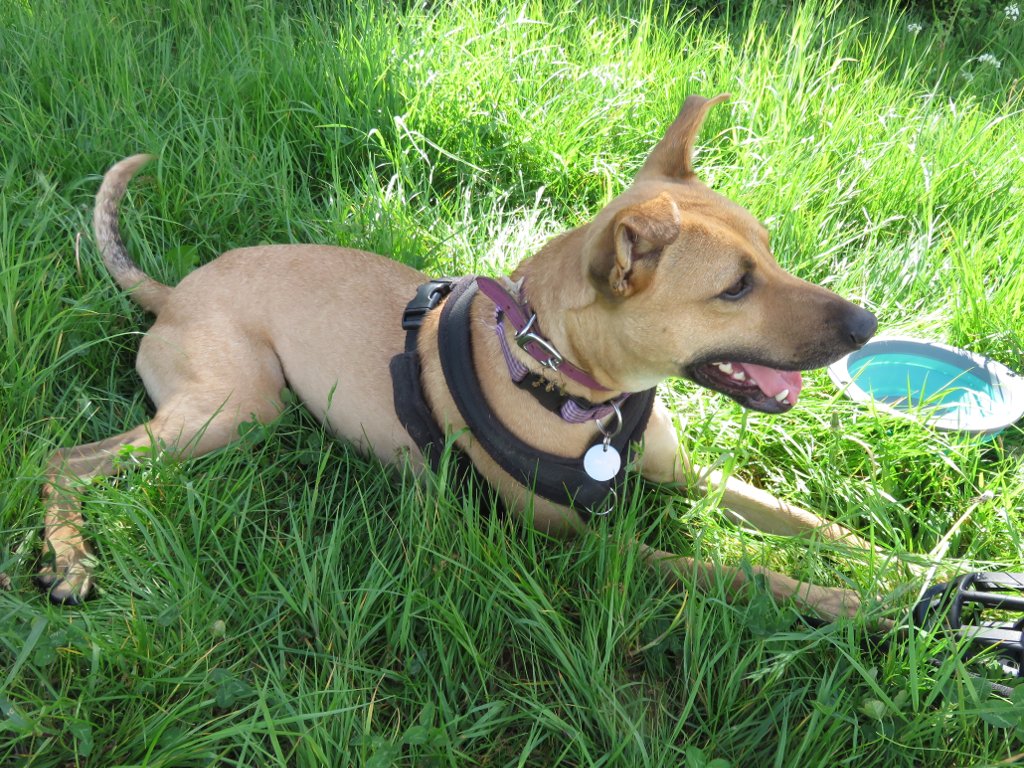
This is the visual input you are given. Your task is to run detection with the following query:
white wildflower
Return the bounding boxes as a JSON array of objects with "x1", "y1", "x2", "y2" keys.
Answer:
[
  {"x1": 977, "y1": 53, "x2": 1002, "y2": 68},
  {"x1": 1005, "y1": 4, "x2": 1020, "y2": 21},
  {"x1": 907, "y1": 22, "x2": 923, "y2": 34}
]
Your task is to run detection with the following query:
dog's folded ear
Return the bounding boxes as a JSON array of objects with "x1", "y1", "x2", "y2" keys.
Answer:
[
  {"x1": 636, "y1": 93, "x2": 730, "y2": 181},
  {"x1": 589, "y1": 192, "x2": 681, "y2": 298}
]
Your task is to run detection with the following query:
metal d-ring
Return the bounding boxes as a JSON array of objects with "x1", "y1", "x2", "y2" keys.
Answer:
[
  {"x1": 591, "y1": 488, "x2": 617, "y2": 517},
  {"x1": 514, "y1": 313, "x2": 564, "y2": 371},
  {"x1": 596, "y1": 401, "x2": 623, "y2": 440}
]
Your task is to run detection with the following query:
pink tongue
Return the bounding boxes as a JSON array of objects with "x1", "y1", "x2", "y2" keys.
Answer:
[{"x1": 739, "y1": 363, "x2": 803, "y2": 405}]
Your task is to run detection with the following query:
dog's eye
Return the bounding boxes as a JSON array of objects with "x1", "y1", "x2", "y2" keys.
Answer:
[{"x1": 719, "y1": 274, "x2": 751, "y2": 300}]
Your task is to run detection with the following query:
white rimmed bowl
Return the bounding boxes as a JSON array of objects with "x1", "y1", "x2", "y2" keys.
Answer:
[{"x1": 827, "y1": 336, "x2": 1024, "y2": 436}]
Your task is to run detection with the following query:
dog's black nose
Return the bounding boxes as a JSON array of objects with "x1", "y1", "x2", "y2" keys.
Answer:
[{"x1": 846, "y1": 307, "x2": 877, "y2": 348}]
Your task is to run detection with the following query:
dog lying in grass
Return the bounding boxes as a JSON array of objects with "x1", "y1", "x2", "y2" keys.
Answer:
[{"x1": 39, "y1": 93, "x2": 880, "y2": 620}]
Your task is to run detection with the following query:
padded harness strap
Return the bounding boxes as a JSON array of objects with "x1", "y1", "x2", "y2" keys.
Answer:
[{"x1": 389, "y1": 278, "x2": 465, "y2": 474}]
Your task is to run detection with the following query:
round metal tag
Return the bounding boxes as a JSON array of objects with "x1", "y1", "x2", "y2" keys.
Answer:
[{"x1": 583, "y1": 443, "x2": 621, "y2": 482}]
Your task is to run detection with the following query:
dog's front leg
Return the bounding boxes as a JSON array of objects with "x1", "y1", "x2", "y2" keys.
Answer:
[
  {"x1": 630, "y1": 401, "x2": 887, "y2": 621},
  {"x1": 699, "y1": 470, "x2": 878, "y2": 552},
  {"x1": 637, "y1": 542, "x2": 864, "y2": 621},
  {"x1": 638, "y1": 402, "x2": 873, "y2": 550}
]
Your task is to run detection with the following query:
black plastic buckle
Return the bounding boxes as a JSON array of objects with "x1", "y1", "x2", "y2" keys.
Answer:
[
  {"x1": 912, "y1": 572, "x2": 1024, "y2": 678},
  {"x1": 401, "y1": 279, "x2": 454, "y2": 331}
]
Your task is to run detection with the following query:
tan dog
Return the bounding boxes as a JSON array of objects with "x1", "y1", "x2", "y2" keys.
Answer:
[{"x1": 39, "y1": 93, "x2": 880, "y2": 619}]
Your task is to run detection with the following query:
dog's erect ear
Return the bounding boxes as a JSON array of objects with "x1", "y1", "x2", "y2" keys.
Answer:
[
  {"x1": 589, "y1": 193, "x2": 681, "y2": 298},
  {"x1": 636, "y1": 93, "x2": 730, "y2": 181}
]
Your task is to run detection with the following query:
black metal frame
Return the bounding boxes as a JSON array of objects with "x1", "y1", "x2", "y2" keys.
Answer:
[{"x1": 912, "y1": 572, "x2": 1024, "y2": 678}]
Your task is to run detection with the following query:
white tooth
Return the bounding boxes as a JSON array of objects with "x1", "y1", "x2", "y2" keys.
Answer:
[
  {"x1": 775, "y1": 389, "x2": 790, "y2": 402},
  {"x1": 731, "y1": 370, "x2": 747, "y2": 381},
  {"x1": 716, "y1": 363, "x2": 734, "y2": 374}
]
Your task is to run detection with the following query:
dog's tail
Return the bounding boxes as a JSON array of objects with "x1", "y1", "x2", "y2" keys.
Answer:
[{"x1": 94, "y1": 154, "x2": 171, "y2": 314}]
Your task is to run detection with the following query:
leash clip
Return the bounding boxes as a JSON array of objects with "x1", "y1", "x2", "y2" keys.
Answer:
[
  {"x1": 515, "y1": 313, "x2": 564, "y2": 371},
  {"x1": 912, "y1": 571, "x2": 1024, "y2": 678}
]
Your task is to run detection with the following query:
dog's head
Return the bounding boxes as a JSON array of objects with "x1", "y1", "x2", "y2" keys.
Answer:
[{"x1": 566, "y1": 93, "x2": 876, "y2": 412}]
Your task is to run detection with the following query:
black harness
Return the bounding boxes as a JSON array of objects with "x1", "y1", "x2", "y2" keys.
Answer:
[{"x1": 390, "y1": 277, "x2": 655, "y2": 520}]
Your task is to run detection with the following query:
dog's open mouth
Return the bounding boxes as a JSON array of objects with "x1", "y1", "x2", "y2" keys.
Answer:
[{"x1": 689, "y1": 361, "x2": 804, "y2": 414}]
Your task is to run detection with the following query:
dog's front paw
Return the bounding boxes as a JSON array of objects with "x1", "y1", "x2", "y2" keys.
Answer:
[
  {"x1": 808, "y1": 586, "x2": 895, "y2": 631},
  {"x1": 805, "y1": 585, "x2": 863, "y2": 621},
  {"x1": 36, "y1": 537, "x2": 96, "y2": 605}
]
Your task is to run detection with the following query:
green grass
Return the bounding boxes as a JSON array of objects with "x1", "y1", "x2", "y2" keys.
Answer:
[{"x1": 2, "y1": 0, "x2": 1024, "y2": 764}]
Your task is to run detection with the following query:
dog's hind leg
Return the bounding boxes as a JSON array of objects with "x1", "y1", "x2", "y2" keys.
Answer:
[{"x1": 38, "y1": 383, "x2": 284, "y2": 604}]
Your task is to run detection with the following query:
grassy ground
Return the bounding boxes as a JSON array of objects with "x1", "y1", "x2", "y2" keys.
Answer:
[{"x1": 2, "y1": 0, "x2": 1024, "y2": 764}]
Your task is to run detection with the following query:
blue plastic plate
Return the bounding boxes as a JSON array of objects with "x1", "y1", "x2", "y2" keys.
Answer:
[{"x1": 828, "y1": 336, "x2": 1024, "y2": 436}]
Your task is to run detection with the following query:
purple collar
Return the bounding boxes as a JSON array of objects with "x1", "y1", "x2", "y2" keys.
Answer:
[
  {"x1": 476, "y1": 276, "x2": 610, "y2": 391},
  {"x1": 476, "y1": 276, "x2": 630, "y2": 423}
]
